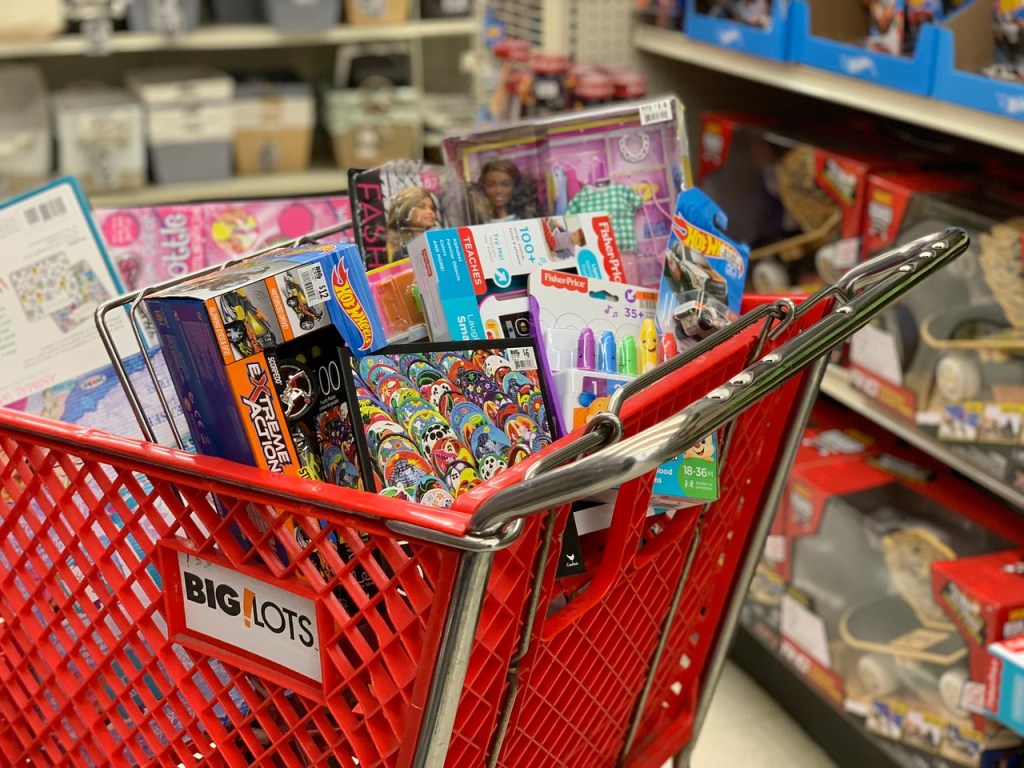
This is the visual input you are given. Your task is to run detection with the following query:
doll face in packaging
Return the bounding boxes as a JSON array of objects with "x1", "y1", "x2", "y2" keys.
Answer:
[{"x1": 442, "y1": 98, "x2": 690, "y2": 287}]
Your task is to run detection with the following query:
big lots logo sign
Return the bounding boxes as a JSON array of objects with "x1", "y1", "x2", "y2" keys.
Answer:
[{"x1": 165, "y1": 549, "x2": 323, "y2": 685}]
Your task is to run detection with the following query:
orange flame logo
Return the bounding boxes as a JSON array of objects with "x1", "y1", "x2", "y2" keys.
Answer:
[{"x1": 332, "y1": 262, "x2": 374, "y2": 351}]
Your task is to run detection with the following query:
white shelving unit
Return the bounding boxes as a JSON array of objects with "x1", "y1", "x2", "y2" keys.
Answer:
[
  {"x1": 0, "y1": 18, "x2": 477, "y2": 59},
  {"x1": 634, "y1": 26, "x2": 1024, "y2": 155},
  {"x1": 820, "y1": 366, "x2": 1024, "y2": 510}
]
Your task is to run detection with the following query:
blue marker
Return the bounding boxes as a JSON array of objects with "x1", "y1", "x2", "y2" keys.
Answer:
[{"x1": 598, "y1": 330, "x2": 617, "y2": 373}]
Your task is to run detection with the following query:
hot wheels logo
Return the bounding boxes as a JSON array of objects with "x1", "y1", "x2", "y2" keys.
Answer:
[
  {"x1": 332, "y1": 262, "x2": 374, "y2": 352},
  {"x1": 240, "y1": 362, "x2": 292, "y2": 473}
]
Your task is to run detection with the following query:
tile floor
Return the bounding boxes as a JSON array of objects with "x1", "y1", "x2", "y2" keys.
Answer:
[{"x1": 685, "y1": 662, "x2": 838, "y2": 767}]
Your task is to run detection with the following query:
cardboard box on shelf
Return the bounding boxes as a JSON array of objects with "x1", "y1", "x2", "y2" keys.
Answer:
[
  {"x1": 773, "y1": 412, "x2": 1024, "y2": 767},
  {"x1": 697, "y1": 112, "x2": 927, "y2": 293},
  {"x1": 847, "y1": 171, "x2": 1024, "y2": 494},
  {"x1": 932, "y1": 550, "x2": 1024, "y2": 734}
]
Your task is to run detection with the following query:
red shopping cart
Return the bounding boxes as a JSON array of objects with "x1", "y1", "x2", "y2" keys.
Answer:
[{"x1": 0, "y1": 229, "x2": 967, "y2": 768}]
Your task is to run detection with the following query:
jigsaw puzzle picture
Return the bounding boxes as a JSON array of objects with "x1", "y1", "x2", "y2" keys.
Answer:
[
  {"x1": 10, "y1": 253, "x2": 111, "y2": 332},
  {"x1": 343, "y1": 340, "x2": 556, "y2": 508}
]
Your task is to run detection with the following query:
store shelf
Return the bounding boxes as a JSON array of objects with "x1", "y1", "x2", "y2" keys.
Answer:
[
  {"x1": 731, "y1": 626, "x2": 897, "y2": 768},
  {"x1": 0, "y1": 18, "x2": 477, "y2": 59},
  {"x1": 633, "y1": 26, "x2": 1024, "y2": 155},
  {"x1": 87, "y1": 167, "x2": 347, "y2": 208},
  {"x1": 820, "y1": 365, "x2": 1024, "y2": 511}
]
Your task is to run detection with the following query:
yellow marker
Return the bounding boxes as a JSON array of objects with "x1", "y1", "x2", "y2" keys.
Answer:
[{"x1": 639, "y1": 318, "x2": 659, "y2": 373}]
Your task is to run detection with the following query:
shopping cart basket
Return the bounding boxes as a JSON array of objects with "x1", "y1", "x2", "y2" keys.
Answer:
[{"x1": 0, "y1": 228, "x2": 968, "y2": 768}]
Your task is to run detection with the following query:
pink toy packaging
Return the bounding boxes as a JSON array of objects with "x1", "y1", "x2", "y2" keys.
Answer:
[
  {"x1": 94, "y1": 205, "x2": 204, "y2": 292},
  {"x1": 443, "y1": 97, "x2": 691, "y2": 288},
  {"x1": 203, "y1": 195, "x2": 353, "y2": 266}
]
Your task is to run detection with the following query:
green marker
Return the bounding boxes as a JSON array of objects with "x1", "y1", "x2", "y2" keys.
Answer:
[{"x1": 618, "y1": 335, "x2": 638, "y2": 376}]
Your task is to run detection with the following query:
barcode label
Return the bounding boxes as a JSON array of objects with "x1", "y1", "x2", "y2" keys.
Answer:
[
  {"x1": 24, "y1": 196, "x2": 69, "y2": 227},
  {"x1": 639, "y1": 98, "x2": 674, "y2": 126},
  {"x1": 296, "y1": 264, "x2": 330, "y2": 306},
  {"x1": 506, "y1": 346, "x2": 538, "y2": 371}
]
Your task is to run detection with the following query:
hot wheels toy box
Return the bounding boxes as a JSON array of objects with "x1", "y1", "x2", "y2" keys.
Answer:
[
  {"x1": 776, "y1": 422, "x2": 1024, "y2": 766},
  {"x1": 408, "y1": 213, "x2": 626, "y2": 342},
  {"x1": 848, "y1": 172, "x2": 1024, "y2": 487},
  {"x1": 789, "y1": 0, "x2": 940, "y2": 95},
  {"x1": 697, "y1": 111, "x2": 923, "y2": 292},
  {"x1": 932, "y1": 550, "x2": 1024, "y2": 734},
  {"x1": 684, "y1": 0, "x2": 791, "y2": 61},
  {"x1": 145, "y1": 242, "x2": 379, "y2": 477}
]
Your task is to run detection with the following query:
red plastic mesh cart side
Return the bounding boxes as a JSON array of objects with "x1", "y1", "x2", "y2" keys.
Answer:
[{"x1": 0, "y1": 229, "x2": 967, "y2": 767}]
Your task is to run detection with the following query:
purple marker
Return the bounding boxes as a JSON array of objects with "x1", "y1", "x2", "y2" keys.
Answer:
[
  {"x1": 577, "y1": 327, "x2": 596, "y2": 370},
  {"x1": 598, "y1": 330, "x2": 617, "y2": 373}
]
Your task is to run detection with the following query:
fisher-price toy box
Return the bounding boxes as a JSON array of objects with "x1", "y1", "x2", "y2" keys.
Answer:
[
  {"x1": 684, "y1": 0, "x2": 791, "y2": 61},
  {"x1": 408, "y1": 213, "x2": 627, "y2": 342},
  {"x1": 789, "y1": 0, "x2": 940, "y2": 96},
  {"x1": 778, "y1": 432, "x2": 1024, "y2": 767},
  {"x1": 146, "y1": 242, "x2": 383, "y2": 476},
  {"x1": 932, "y1": 550, "x2": 1024, "y2": 737},
  {"x1": 989, "y1": 636, "x2": 1024, "y2": 738}
]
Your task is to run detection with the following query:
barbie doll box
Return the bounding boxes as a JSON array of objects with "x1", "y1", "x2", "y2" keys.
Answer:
[{"x1": 408, "y1": 213, "x2": 627, "y2": 342}]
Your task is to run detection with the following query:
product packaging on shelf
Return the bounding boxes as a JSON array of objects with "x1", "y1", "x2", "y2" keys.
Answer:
[
  {"x1": 989, "y1": 636, "x2": 1024, "y2": 737},
  {"x1": 52, "y1": 86, "x2": 147, "y2": 194},
  {"x1": 847, "y1": 171, "x2": 1024, "y2": 493},
  {"x1": 145, "y1": 242, "x2": 379, "y2": 477},
  {"x1": 323, "y1": 86, "x2": 422, "y2": 170},
  {"x1": 683, "y1": 0, "x2": 791, "y2": 60},
  {"x1": 760, "y1": 401, "x2": 1024, "y2": 767},
  {"x1": 0, "y1": 65, "x2": 51, "y2": 198},
  {"x1": 932, "y1": 549, "x2": 1024, "y2": 737},
  {"x1": 233, "y1": 79, "x2": 316, "y2": 176},
  {"x1": 420, "y1": 0, "x2": 471, "y2": 17},
  {"x1": 634, "y1": 0, "x2": 685, "y2": 30},
  {"x1": 0, "y1": 1, "x2": 64, "y2": 41},
  {"x1": 125, "y1": 67, "x2": 235, "y2": 185},
  {"x1": 408, "y1": 213, "x2": 627, "y2": 342},
  {"x1": 698, "y1": 111, "x2": 929, "y2": 293},
  {"x1": 443, "y1": 97, "x2": 690, "y2": 287},
  {"x1": 932, "y1": 0, "x2": 1024, "y2": 120},
  {"x1": 265, "y1": 0, "x2": 340, "y2": 31},
  {"x1": 788, "y1": 0, "x2": 940, "y2": 94},
  {"x1": 127, "y1": 0, "x2": 201, "y2": 35},
  {"x1": 344, "y1": 0, "x2": 410, "y2": 24}
]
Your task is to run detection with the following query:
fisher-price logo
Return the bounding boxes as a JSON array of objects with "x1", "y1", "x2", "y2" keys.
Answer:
[
  {"x1": 332, "y1": 262, "x2": 374, "y2": 351},
  {"x1": 240, "y1": 362, "x2": 292, "y2": 473},
  {"x1": 174, "y1": 552, "x2": 322, "y2": 684},
  {"x1": 593, "y1": 216, "x2": 625, "y2": 282},
  {"x1": 541, "y1": 270, "x2": 589, "y2": 293}
]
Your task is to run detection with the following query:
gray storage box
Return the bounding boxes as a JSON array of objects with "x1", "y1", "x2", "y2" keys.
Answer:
[
  {"x1": 263, "y1": 0, "x2": 340, "y2": 32},
  {"x1": 0, "y1": 65, "x2": 51, "y2": 197},
  {"x1": 127, "y1": 0, "x2": 202, "y2": 34},
  {"x1": 126, "y1": 67, "x2": 235, "y2": 185},
  {"x1": 211, "y1": 0, "x2": 264, "y2": 23}
]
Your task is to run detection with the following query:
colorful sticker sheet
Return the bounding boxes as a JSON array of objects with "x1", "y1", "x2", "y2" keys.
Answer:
[{"x1": 343, "y1": 340, "x2": 555, "y2": 508}]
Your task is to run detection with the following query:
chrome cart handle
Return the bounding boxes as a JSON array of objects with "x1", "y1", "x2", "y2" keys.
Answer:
[{"x1": 467, "y1": 227, "x2": 969, "y2": 535}]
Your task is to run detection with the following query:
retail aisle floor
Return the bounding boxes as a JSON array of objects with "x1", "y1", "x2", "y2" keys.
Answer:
[{"x1": 686, "y1": 661, "x2": 838, "y2": 767}]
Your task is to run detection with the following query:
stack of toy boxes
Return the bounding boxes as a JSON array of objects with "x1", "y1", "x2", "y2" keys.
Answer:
[
  {"x1": 145, "y1": 242, "x2": 384, "y2": 485},
  {"x1": 933, "y1": 550, "x2": 1024, "y2": 741},
  {"x1": 697, "y1": 112, "x2": 930, "y2": 293},
  {"x1": 848, "y1": 170, "x2": 1024, "y2": 493},
  {"x1": 765, "y1": 403, "x2": 1024, "y2": 767},
  {"x1": 743, "y1": 398, "x2": 892, "y2": 649}
]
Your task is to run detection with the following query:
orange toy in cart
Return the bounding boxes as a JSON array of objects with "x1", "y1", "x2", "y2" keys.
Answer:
[{"x1": 1, "y1": 231, "x2": 968, "y2": 766}]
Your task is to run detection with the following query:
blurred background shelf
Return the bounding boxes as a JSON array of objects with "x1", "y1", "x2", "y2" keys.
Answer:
[
  {"x1": 634, "y1": 26, "x2": 1024, "y2": 155},
  {"x1": 820, "y1": 365, "x2": 1024, "y2": 512},
  {"x1": 0, "y1": 18, "x2": 477, "y2": 59},
  {"x1": 87, "y1": 166, "x2": 345, "y2": 207}
]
